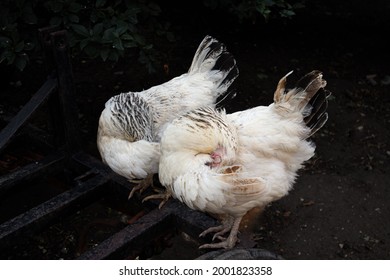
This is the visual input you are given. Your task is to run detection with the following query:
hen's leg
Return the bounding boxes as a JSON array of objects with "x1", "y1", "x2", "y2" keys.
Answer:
[
  {"x1": 142, "y1": 189, "x2": 171, "y2": 209},
  {"x1": 199, "y1": 216, "x2": 242, "y2": 249},
  {"x1": 199, "y1": 216, "x2": 234, "y2": 241},
  {"x1": 128, "y1": 174, "x2": 154, "y2": 199}
]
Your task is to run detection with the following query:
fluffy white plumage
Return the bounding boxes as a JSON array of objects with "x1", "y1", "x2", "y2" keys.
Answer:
[
  {"x1": 158, "y1": 70, "x2": 330, "y2": 249},
  {"x1": 97, "y1": 35, "x2": 239, "y2": 198}
]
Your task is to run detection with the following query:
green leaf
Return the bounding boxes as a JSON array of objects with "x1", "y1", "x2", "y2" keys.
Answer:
[
  {"x1": 103, "y1": 28, "x2": 116, "y2": 41},
  {"x1": 69, "y1": 14, "x2": 79, "y2": 23},
  {"x1": 121, "y1": 33, "x2": 134, "y2": 41},
  {"x1": 280, "y1": 9, "x2": 295, "y2": 18},
  {"x1": 116, "y1": 21, "x2": 128, "y2": 35},
  {"x1": 71, "y1": 24, "x2": 90, "y2": 37},
  {"x1": 92, "y1": 23, "x2": 104, "y2": 35},
  {"x1": 113, "y1": 38, "x2": 124, "y2": 51},
  {"x1": 79, "y1": 38, "x2": 89, "y2": 50}
]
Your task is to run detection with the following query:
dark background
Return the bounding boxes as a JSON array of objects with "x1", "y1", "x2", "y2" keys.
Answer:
[{"x1": 1, "y1": 0, "x2": 390, "y2": 259}]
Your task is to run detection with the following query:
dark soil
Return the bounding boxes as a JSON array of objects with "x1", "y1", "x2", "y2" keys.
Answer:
[{"x1": 1, "y1": 2, "x2": 389, "y2": 259}]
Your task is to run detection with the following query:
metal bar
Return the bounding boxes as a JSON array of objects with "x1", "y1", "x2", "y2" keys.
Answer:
[
  {"x1": 78, "y1": 206, "x2": 174, "y2": 260},
  {"x1": 38, "y1": 27, "x2": 65, "y2": 147},
  {"x1": 72, "y1": 152, "x2": 112, "y2": 176},
  {"x1": 71, "y1": 152, "x2": 160, "y2": 209},
  {"x1": 0, "y1": 173, "x2": 110, "y2": 249},
  {"x1": 50, "y1": 30, "x2": 80, "y2": 153},
  {"x1": 0, "y1": 151, "x2": 66, "y2": 197},
  {"x1": 72, "y1": 151, "x2": 131, "y2": 187},
  {"x1": 0, "y1": 78, "x2": 57, "y2": 154},
  {"x1": 78, "y1": 198, "x2": 218, "y2": 260},
  {"x1": 171, "y1": 203, "x2": 218, "y2": 240},
  {"x1": 38, "y1": 26, "x2": 60, "y2": 75},
  {"x1": 19, "y1": 123, "x2": 55, "y2": 151}
]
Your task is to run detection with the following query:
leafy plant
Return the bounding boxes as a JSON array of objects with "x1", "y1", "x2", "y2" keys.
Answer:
[
  {"x1": 44, "y1": 0, "x2": 175, "y2": 72},
  {"x1": 0, "y1": 0, "x2": 38, "y2": 71},
  {"x1": 45, "y1": 0, "x2": 83, "y2": 28},
  {"x1": 204, "y1": 0, "x2": 305, "y2": 23},
  {"x1": 0, "y1": 0, "x2": 174, "y2": 73},
  {"x1": 0, "y1": 24, "x2": 35, "y2": 71},
  {"x1": 0, "y1": 0, "x2": 303, "y2": 73}
]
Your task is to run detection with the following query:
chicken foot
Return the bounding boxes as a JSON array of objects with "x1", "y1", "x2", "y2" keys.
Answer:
[
  {"x1": 199, "y1": 216, "x2": 242, "y2": 249},
  {"x1": 142, "y1": 188, "x2": 171, "y2": 209},
  {"x1": 128, "y1": 173, "x2": 154, "y2": 199}
]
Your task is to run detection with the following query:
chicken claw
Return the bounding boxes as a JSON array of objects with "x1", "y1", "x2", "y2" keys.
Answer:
[
  {"x1": 128, "y1": 174, "x2": 154, "y2": 199},
  {"x1": 142, "y1": 189, "x2": 171, "y2": 209},
  {"x1": 199, "y1": 225, "x2": 230, "y2": 241},
  {"x1": 199, "y1": 217, "x2": 242, "y2": 249}
]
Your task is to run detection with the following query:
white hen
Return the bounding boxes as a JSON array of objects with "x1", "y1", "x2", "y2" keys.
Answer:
[
  {"x1": 158, "y1": 70, "x2": 330, "y2": 249},
  {"x1": 97, "y1": 35, "x2": 239, "y2": 199}
]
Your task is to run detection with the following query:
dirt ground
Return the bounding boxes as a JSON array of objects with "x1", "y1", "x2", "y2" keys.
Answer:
[{"x1": 1, "y1": 3, "x2": 389, "y2": 259}]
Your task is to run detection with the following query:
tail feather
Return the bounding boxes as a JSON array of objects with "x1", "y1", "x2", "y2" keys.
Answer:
[
  {"x1": 307, "y1": 111, "x2": 328, "y2": 137},
  {"x1": 188, "y1": 35, "x2": 239, "y2": 97},
  {"x1": 295, "y1": 70, "x2": 327, "y2": 112},
  {"x1": 304, "y1": 89, "x2": 329, "y2": 125},
  {"x1": 188, "y1": 36, "x2": 223, "y2": 73},
  {"x1": 274, "y1": 70, "x2": 330, "y2": 137}
]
